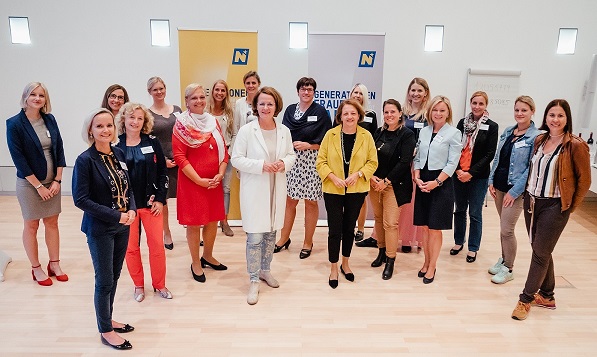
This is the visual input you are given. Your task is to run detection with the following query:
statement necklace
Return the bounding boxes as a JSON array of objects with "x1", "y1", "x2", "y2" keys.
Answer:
[{"x1": 340, "y1": 132, "x2": 350, "y2": 165}]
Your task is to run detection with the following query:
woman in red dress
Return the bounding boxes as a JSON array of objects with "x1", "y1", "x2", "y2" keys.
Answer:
[{"x1": 173, "y1": 84, "x2": 229, "y2": 283}]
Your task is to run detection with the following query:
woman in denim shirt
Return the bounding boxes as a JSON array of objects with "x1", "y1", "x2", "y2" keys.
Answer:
[{"x1": 487, "y1": 96, "x2": 542, "y2": 284}]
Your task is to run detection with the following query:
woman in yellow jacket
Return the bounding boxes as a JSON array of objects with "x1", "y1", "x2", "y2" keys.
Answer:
[{"x1": 316, "y1": 99, "x2": 378, "y2": 289}]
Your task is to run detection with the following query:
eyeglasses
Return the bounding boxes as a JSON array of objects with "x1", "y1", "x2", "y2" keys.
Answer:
[
  {"x1": 109, "y1": 94, "x2": 125, "y2": 101},
  {"x1": 299, "y1": 87, "x2": 314, "y2": 93}
]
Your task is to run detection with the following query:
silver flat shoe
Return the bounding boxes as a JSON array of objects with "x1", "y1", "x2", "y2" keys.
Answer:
[
  {"x1": 134, "y1": 286, "x2": 145, "y2": 302},
  {"x1": 154, "y1": 287, "x2": 173, "y2": 299}
]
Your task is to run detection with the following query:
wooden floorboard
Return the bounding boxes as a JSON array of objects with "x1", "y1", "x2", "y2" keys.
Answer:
[{"x1": 0, "y1": 196, "x2": 596, "y2": 356}]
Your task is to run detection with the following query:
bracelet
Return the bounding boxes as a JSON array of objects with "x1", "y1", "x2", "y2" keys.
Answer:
[
  {"x1": 53, "y1": 179, "x2": 62, "y2": 184},
  {"x1": 34, "y1": 183, "x2": 43, "y2": 189}
]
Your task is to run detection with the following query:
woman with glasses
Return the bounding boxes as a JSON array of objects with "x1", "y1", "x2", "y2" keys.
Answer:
[
  {"x1": 276, "y1": 77, "x2": 332, "y2": 259},
  {"x1": 148, "y1": 76, "x2": 182, "y2": 250},
  {"x1": 101, "y1": 84, "x2": 129, "y2": 117}
]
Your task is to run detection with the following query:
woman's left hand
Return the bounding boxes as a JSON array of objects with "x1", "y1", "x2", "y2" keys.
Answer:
[
  {"x1": 344, "y1": 172, "x2": 360, "y2": 186},
  {"x1": 419, "y1": 180, "x2": 438, "y2": 193},
  {"x1": 457, "y1": 171, "x2": 472, "y2": 182},
  {"x1": 49, "y1": 181, "x2": 61, "y2": 196},
  {"x1": 150, "y1": 201, "x2": 164, "y2": 216},
  {"x1": 293, "y1": 141, "x2": 311, "y2": 151}
]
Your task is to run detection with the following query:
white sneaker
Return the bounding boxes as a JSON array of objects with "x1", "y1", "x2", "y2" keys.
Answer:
[
  {"x1": 491, "y1": 265, "x2": 514, "y2": 284},
  {"x1": 488, "y1": 257, "x2": 504, "y2": 275},
  {"x1": 247, "y1": 281, "x2": 260, "y2": 305},
  {"x1": 259, "y1": 271, "x2": 280, "y2": 288}
]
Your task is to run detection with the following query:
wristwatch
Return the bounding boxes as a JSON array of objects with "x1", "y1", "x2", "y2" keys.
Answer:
[
  {"x1": 357, "y1": 171, "x2": 363, "y2": 178},
  {"x1": 435, "y1": 178, "x2": 443, "y2": 186}
]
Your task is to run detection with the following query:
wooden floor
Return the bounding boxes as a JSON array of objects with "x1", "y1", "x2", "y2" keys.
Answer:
[{"x1": 0, "y1": 196, "x2": 597, "y2": 356}]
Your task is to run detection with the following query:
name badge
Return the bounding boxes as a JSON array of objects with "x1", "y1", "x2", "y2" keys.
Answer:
[
  {"x1": 307, "y1": 116, "x2": 318, "y2": 122},
  {"x1": 514, "y1": 141, "x2": 527, "y2": 149},
  {"x1": 414, "y1": 122, "x2": 425, "y2": 129},
  {"x1": 364, "y1": 116, "x2": 373, "y2": 123},
  {"x1": 479, "y1": 124, "x2": 489, "y2": 131},
  {"x1": 141, "y1": 146, "x2": 154, "y2": 154},
  {"x1": 119, "y1": 161, "x2": 128, "y2": 170}
]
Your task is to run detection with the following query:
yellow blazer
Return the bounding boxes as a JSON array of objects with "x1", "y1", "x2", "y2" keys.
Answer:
[{"x1": 316, "y1": 125, "x2": 378, "y2": 195}]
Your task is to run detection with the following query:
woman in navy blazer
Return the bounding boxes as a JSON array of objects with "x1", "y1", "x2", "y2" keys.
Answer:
[
  {"x1": 72, "y1": 108, "x2": 136, "y2": 350},
  {"x1": 6, "y1": 82, "x2": 67, "y2": 286},
  {"x1": 115, "y1": 102, "x2": 171, "y2": 302},
  {"x1": 413, "y1": 96, "x2": 462, "y2": 284}
]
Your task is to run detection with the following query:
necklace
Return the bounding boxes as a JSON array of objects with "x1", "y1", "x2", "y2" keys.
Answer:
[
  {"x1": 514, "y1": 124, "x2": 531, "y2": 135},
  {"x1": 341, "y1": 132, "x2": 350, "y2": 165},
  {"x1": 549, "y1": 132, "x2": 565, "y2": 138}
]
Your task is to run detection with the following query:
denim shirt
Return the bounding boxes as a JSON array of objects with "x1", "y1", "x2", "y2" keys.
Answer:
[{"x1": 488, "y1": 121, "x2": 543, "y2": 199}]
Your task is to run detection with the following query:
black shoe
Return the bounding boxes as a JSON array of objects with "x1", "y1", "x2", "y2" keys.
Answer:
[
  {"x1": 191, "y1": 264, "x2": 206, "y2": 283},
  {"x1": 201, "y1": 257, "x2": 228, "y2": 270},
  {"x1": 382, "y1": 257, "x2": 395, "y2": 280},
  {"x1": 112, "y1": 324, "x2": 134, "y2": 334},
  {"x1": 371, "y1": 247, "x2": 386, "y2": 267},
  {"x1": 299, "y1": 245, "x2": 313, "y2": 259},
  {"x1": 200, "y1": 240, "x2": 204, "y2": 246},
  {"x1": 355, "y1": 237, "x2": 377, "y2": 248},
  {"x1": 417, "y1": 269, "x2": 426, "y2": 278},
  {"x1": 401, "y1": 246, "x2": 412, "y2": 253},
  {"x1": 340, "y1": 265, "x2": 354, "y2": 282},
  {"x1": 164, "y1": 243, "x2": 174, "y2": 250},
  {"x1": 329, "y1": 278, "x2": 338, "y2": 289},
  {"x1": 449, "y1": 245, "x2": 464, "y2": 255},
  {"x1": 354, "y1": 230, "x2": 364, "y2": 242},
  {"x1": 423, "y1": 269, "x2": 436, "y2": 284},
  {"x1": 101, "y1": 335, "x2": 132, "y2": 350},
  {"x1": 273, "y1": 239, "x2": 291, "y2": 253},
  {"x1": 466, "y1": 252, "x2": 477, "y2": 263}
]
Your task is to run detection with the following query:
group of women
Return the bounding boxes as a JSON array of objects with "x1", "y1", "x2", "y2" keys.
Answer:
[{"x1": 5, "y1": 75, "x2": 592, "y2": 349}]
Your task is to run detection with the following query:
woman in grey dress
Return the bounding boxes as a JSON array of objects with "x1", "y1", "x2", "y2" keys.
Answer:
[
  {"x1": 148, "y1": 76, "x2": 182, "y2": 250},
  {"x1": 6, "y1": 82, "x2": 68, "y2": 285}
]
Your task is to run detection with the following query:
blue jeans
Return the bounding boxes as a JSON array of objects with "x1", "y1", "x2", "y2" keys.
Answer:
[
  {"x1": 246, "y1": 231, "x2": 276, "y2": 282},
  {"x1": 87, "y1": 224, "x2": 129, "y2": 333},
  {"x1": 453, "y1": 178, "x2": 488, "y2": 252}
]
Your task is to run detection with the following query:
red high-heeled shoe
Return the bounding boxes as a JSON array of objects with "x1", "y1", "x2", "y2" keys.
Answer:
[
  {"x1": 47, "y1": 260, "x2": 69, "y2": 282},
  {"x1": 32, "y1": 264, "x2": 53, "y2": 286}
]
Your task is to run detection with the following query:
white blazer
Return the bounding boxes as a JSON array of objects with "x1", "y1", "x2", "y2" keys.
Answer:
[
  {"x1": 414, "y1": 123, "x2": 462, "y2": 176},
  {"x1": 231, "y1": 120, "x2": 296, "y2": 233}
]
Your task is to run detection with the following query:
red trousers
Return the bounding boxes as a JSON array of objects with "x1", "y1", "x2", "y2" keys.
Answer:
[{"x1": 125, "y1": 208, "x2": 166, "y2": 289}]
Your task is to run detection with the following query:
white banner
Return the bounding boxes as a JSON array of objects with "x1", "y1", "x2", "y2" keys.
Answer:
[{"x1": 308, "y1": 33, "x2": 385, "y2": 121}]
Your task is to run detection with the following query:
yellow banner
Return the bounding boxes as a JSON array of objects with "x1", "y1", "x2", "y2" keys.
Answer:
[{"x1": 178, "y1": 29, "x2": 258, "y2": 220}]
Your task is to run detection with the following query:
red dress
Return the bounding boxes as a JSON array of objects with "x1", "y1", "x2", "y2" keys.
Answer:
[{"x1": 172, "y1": 134, "x2": 228, "y2": 225}]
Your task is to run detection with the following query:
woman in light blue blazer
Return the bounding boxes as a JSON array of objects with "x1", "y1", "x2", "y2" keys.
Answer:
[{"x1": 413, "y1": 96, "x2": 462, "y2": 284}]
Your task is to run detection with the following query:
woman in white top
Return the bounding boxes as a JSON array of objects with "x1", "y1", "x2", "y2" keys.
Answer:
[
  {"x1": 234, "y1": 71, "x2": 260, "y2": 131},
  {"x1": 232, "y1": 87, "x2": 296, "y2": 305},
  {"x1": 208, "y1": 79, "x2": 236, "y2": 236}
]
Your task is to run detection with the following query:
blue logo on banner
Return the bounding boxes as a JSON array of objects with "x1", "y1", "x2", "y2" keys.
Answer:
[
  {"x1": 358, "y1": 51, "x2": 376, "y2": 67},
  {"x1": 232, "y1": 48, "x2": 250, "y2": 65}
]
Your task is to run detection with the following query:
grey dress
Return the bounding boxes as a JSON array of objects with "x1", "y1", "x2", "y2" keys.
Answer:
[{"x1": 150, "y1": 105, "x2": 182, "y2": 198}]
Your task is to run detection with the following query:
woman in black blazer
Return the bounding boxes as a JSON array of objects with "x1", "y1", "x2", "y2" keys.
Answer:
[
  {"x1": 72, "y1": 108, "x2": 136, "y2": 350},
  {"x1": 451, "y1": 91, "x2": 499, "y2": 263},
  {"x1": 6, "y1": 82, "x2": 67, "y2": 286},
  {"x1": 115, "y1": 102, "x2": 171, "y2": 302},
  {"x1": 368, "y1": 99, "x2": 416, "y2": 280}
]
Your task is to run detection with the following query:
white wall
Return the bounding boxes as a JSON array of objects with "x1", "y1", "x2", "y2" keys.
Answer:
[{"x1": 1, "y1": 0, "x2": 596, "y2": 192}]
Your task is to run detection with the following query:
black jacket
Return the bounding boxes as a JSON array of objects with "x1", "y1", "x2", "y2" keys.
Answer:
[{"x1": 456, "y1": 118, "x2": 499, "y2": 179}]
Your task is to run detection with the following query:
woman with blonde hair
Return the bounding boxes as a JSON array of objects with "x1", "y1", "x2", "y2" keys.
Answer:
[
  {"x1": 208, "y1": 79, "x2": 236, "y2": 236},
  {"x1": 115, "y1": 102, "x2": 171, "y2": 301},
  {"x1": 148, "y1": 76, "x2": 182, "y2": 250},
  {"x1": 6, "y1": 82, "x2": 68, "y2": 285},
  {"x1": 413, "y1": 95, "x2": 462, "y2": 284}
]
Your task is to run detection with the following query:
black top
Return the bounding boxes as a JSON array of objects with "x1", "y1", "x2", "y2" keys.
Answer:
[
  {"x1": 359, "y1": 110, "x2": 378, "y2": 137},
  {"x1": 341, "y1": 132, "x2": 356, "y2": 178},
  {"x1": 282, "y1": 102, "x2": 332, "y2": 144},
  {"x1": 455, "y1": 117, "x2": 499, "y2": 179}
]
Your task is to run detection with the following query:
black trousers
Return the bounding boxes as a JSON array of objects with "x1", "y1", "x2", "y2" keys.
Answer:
[
  {"x1": 520, "y1": 194, "x2": 570, "y2": 303},
  {"x1": 324, "y1": 192, "x2": 367, "y2": 263}
]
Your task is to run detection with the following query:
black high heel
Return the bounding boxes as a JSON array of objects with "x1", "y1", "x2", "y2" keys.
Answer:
[
  {"x1": 273, "y1": 239, "x2": 291, "y2": 253},
  {"x1": 299, "y1": 244, "x2": 313, "y2": 259},
  {"x1": 191, "y1": 264, "x2": 206, "y2": 283},
  {"x1": 340, "y1": 265, "x2": 355, "y2": 282},
  {"x1": 201, "y1": 257, "x2": 228, "y2": 271},
  {"x1": 101, "y1": 335, "x2": 132, "y2": 350},
  {"x1": 164, "y1": 243, "x2": 174, "y2": 250}
]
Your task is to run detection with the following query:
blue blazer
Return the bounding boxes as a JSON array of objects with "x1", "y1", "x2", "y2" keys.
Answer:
[
  {"x1": 72, "y1": 145, "x2": 136, "y2": 237},
  {"x1": 115, "y1": 133, "x2": 168, "y2": 206},
  {"x1": 6, "y1": 109, "x2": 67, "y2": 180},
  {"x1": 414, "y1": 123, "x2": 462, "y2": 176}
]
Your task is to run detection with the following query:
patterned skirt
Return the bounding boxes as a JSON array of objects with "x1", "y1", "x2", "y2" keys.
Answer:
[{"x1": 286, "y1": 149, "x2": 323, "y2": 201}]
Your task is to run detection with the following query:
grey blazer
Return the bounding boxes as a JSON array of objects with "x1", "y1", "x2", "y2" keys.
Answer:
[{"x1": 414, "y1": 124, "x2": 462, "y2": 176}]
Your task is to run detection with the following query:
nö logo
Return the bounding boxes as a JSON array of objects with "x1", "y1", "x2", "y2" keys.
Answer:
[
  {"x1": 358, "y1": 51, "x2": 376, "y2": 67},
  {"x1": 232, "y1": 48, "x2": 250, "y2": 65}
]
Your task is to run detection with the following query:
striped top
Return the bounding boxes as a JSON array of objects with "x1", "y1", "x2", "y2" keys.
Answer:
[{"x1": 527, "y1": 143, "x2": 562, "y2": 198}]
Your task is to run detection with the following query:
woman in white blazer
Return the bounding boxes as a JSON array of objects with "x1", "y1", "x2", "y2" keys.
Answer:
[
  {"x1": 231, "y1": 87, "x2": 296, "y2": 305},
  {"x1": 413, "y1": 95, "x2": 462, "y2": 284}
]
